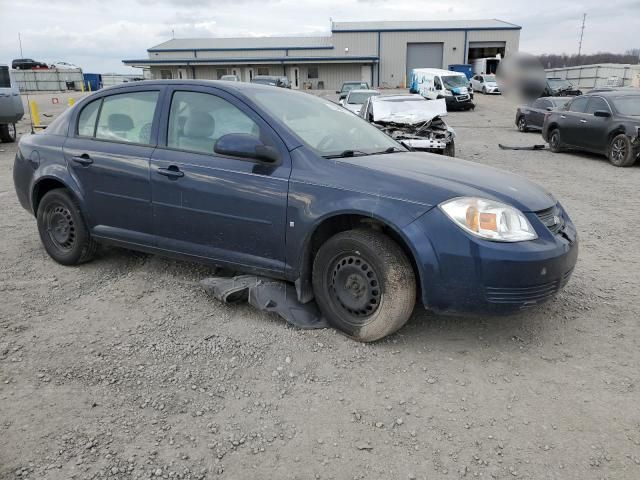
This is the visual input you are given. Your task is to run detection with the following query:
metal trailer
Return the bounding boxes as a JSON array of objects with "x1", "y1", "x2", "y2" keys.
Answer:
[
  {"x1": 12, "y1": 68, "x2": 84, "y2": 92},
  {"x1": 545, "y1": 64, "x2": 640, "y2": 91}
]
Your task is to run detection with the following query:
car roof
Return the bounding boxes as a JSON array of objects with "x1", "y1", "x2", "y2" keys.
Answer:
[
  {"x1": 347, "y1": 89, "x2": 379, "y2": 94},
  {"x1": 342, "y1": 81, "x2": 367, "y2": 85},
  {"x1": 586, "y1": 88, "x2": 640, "y2": 97}
]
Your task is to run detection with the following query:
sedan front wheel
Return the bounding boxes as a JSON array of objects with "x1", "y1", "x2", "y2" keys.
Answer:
[
  {"x1": 608, "y1": 133, "x2": 637, "y2": 167},
  {"x1": 312, "y1": 229, "x2": 416, "y2": 342}
]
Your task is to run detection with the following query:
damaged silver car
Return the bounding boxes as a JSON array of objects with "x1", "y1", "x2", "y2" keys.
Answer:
[{"x1": 359, "y1": 95, "x2": 456, "y2": 156}]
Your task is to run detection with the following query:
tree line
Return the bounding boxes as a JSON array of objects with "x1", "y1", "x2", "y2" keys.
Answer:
[{"x1": 538, "y1": 50, "x2": 640, "y2": 68}]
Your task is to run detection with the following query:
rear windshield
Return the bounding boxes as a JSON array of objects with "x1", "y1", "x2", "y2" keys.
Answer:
[
  {"x1": 0, "y1": 66, "x2": 11, "y2": 88},
  {"x1": 612, "y1": 96, "x2": 640, "y2": 116},
  {"x1": 341, "y1": 83, "x2": 368, "y2": 92}
]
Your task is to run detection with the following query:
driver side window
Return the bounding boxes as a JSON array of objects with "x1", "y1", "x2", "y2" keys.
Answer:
[{"x1": 167, "y1": 91, "x2": 260, "y2": 155}]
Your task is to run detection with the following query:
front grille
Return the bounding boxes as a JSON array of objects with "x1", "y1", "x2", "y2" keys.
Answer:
[
  {"x1": 455, "y1": 94, "x2": 470, "y2": 102},
  {"x1": 535, "y1": 204, "x2": 564, "y2": 234},
  {"x1": 485, "y1": 268, "x2": 574, "y2": 306}
]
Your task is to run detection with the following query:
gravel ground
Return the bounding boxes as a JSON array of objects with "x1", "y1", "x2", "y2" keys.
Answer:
[{"x1": 1, "y1": 90, "x2": 639, "y2": 480}]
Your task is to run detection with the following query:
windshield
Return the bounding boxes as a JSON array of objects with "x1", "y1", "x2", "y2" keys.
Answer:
[
  {"x1": 612, "y1": 96, "x2": 640, "y2": 116},
  {"x1": 441, "y1": 75, "x2": 469, "y2": 89},
  {"x1": 347, "y1": 91, "x2": 379, "y2": 104},
  {"x1": 252, "y1": 78, "x2": 277, "y2": 86},
  {"x1": 484, "y1": 75, "x2": 497, "y2": 83},
  {"x1": 548, "y1": 79, "x2": 572, "y2": 90},
  {"x1": 247, "y1": 89, "x2": 403, "y2": 156},
  {"x1": 341, "y1": 82, "x2": 368, "y2": 93}
]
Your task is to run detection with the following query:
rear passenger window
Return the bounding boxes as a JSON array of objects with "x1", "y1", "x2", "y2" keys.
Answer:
[
  {"x1": 568, "y1": 96, "x2": 589, "y2": 113},
  {"x1": 167, "y1": 91, "x2": 260, "y2": 155},
  {"x1": 95, "y1": 91, "x2": 159, "y2": 144},
  {"x1": 77, "y1": 99, "x2": 101, "y2": 137}
]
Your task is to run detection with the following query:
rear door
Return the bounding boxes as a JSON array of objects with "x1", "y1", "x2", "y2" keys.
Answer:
[
  {"x1": 150, "y1": 86, "x2": 291, "y2": 275},
  {"x1": 63, "y1": 87, "x2": 163, "y2": 244},
  {"x1": 561, "y1": 96, "x2": 589, "y2": 147},
  {"x1": 529, "y1": 98, "x2": 550, "y2": 128}
]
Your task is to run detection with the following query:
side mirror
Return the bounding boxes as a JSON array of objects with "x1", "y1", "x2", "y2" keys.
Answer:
[
  {"x1": 593, "y1": 110, "x2": 611, "y2": 118},
  {"x1": 545, "y1": 106, "x2": 553, "y2": 111},
  {"x1": 214, "y1": 134, "x2": 279, "y2": 163},
  {"x1": 336, "y1": 90, "x2": 341, "y2": 94}
]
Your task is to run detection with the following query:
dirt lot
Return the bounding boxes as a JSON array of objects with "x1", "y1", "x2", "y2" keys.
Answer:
[{"x1": 1, "y1": 91, "x2": 639, "y2": 480}]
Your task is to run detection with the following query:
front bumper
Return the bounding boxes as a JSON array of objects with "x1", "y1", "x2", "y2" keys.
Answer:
[
  {"x1": 403, "y1": 203, "x2": 578, "y2": 315},
  {"x1": 445, "y1": 95, "x2": 474, "y2": 110}
]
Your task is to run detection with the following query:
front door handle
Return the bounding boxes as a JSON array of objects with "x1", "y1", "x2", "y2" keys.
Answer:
[
  {"x1": 71, "y1": 153, "x2": 93, "y2": 166},
  {"x1": 580, "y1": 119, "x2": 588, "y2": 123},
  {"x1": 156, "y1": 165, "x2": 184, "y2": 178},
  {"x1": 560, "y1": 115, "x2": 567, "y2": 119}
]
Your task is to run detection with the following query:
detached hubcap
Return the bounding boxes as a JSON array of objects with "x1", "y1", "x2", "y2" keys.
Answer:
[{"x1": 330, "y1": 255, "x2": 381, "y2": 320}]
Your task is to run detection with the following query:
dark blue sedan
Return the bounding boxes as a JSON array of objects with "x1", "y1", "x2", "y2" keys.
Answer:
[{"x1": 13, "y1": 80, "x2": 578, "y2": 342}]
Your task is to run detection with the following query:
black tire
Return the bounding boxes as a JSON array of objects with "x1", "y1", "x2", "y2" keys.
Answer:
[
  {"x1": 36, "y1": 189, "x2": 97, "y2": 265},
  {"x1": 443, "y1": 140, "x2": 455, "y2": 157},
  {"x1": 608, "y1": 133, "x2": 637, "y2": 167},
  {"x1": 549, "y1": 128, "x2": 562, "y2": 153},
  {"x1": 0, "y1": 123, "x2": 17, "y2": 143},
  {"x1": 312, "y1": 229, "x2": 416, "y2": 342},
  {"x1": 517, "y1": 116, "x2": 528, "y2": 132}
]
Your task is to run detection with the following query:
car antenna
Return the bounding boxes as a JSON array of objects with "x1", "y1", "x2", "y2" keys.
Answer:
[{"x1": 18, "y1": 32, "x2": 35, "y2": 134}]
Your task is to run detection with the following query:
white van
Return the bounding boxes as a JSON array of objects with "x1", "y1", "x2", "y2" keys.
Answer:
[
  {"x1": 408, "y1": 68, "x2": 474, "y2": 110},
  {"x1": 0, "y1": 64, "x2": 24, "y2": 142}
]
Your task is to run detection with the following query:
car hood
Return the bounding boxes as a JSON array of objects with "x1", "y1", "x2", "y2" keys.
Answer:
[{"x1": 338, "y1": 152, "x2": 555, "y2": 212}]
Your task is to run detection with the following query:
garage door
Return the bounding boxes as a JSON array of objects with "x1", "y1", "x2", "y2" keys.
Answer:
[{"x1": 406, "y1": 43, "x2": 443, "y2": 80}]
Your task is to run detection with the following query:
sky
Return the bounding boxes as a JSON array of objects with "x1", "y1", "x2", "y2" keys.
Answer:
[{"x1": 0, "y1": 0, "x2": 638, "y2": 74}]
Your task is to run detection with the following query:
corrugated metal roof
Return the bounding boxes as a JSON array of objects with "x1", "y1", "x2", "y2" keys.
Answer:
[
  {"x1": 149, "y1": 36, "x2": 333, "y2": 51},
  {"x1": 332, "y1": 19, "x2": 521, "y2": 31}
]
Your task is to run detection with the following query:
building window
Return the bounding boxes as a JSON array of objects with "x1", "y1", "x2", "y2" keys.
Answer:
[
  {"x1": 307, "y1": 67, "x2": 319, "y2": 79},
  {"x1": 160, "y1": 70, "x2": 172, "y2": 80},
  {"x1": 257, "y1": 67, "x2": 269, "y2": 76},
  {"x1": 216, "y1": 68, "x2": 228, "y2": 79}
]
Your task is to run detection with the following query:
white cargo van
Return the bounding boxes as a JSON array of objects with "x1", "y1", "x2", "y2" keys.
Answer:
[
  {"x1": 0, "y1": 64, "x2": 24, "y2": 142},
  {"x1": 408, "y1": 68, "x2": 474, "y2": 110}
]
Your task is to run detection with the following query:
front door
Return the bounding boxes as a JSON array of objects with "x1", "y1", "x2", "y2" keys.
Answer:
[
  {"x1": 150, "y1": 86, "x2": 290, "y2": 274},
  {"x1": 583, "y1": 96, "x2": 612, "y2": 152},
  {"x1": 562, "y1": 96, "x2": 590, "y2": 147},
  {"x1": 63, "y1": 88, "x2": 162, "y2": 244}
]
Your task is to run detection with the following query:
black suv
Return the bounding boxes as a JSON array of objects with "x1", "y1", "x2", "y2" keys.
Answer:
[
  {"x1": 11, "y1": 58, "x2": 49, "y2": 70},
  {"x1": 542, "y1": 90, "x2": 640, "y2": 167},
  {"x1": 542, "y1": 78, "x2": 582, "y2": 97}
]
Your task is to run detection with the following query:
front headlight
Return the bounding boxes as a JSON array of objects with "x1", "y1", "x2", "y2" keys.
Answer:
[{"x1": 440, "y1": 197, "x2": 538, "y2": 242}]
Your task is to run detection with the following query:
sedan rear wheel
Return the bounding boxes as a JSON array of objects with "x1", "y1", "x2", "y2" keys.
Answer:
[
  {"x1": 608, "y1": 133, "x2": 636, "y2": 167},
  {"x1": 37, "y1": 189, "x2": 97, "y2": 265},
  {"x1": 549, "y1": 128, "x2": 562, "y2": 153},
  {"x1": 312, "y1": 229, "x2": 416, "y2": 342}
]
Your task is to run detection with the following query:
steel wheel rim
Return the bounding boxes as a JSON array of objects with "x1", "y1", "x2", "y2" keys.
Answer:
[
  {"x1": 328, "y1": 254, "x2": 381, "y2": 325},
  {"x1": 45, "y1": 202, "x2": 76, "y2": 252},
  {"x1": 611, "y1": 138, "x2": 626, "y2": 162}
]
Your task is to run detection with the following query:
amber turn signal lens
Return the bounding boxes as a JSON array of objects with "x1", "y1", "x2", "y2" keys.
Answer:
[{"x1": 479, "y1": 212, "x2": 497, "y2": 231}]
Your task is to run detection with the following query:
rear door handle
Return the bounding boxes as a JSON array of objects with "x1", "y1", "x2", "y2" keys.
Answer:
[
  {"x1": 71, "y1": 153, "x2": 93, "y2": 165},
  {"x1": 156, "y1": 166, "x2": 184, "y2": 178},
  {"x1": 560, "y1": 115, "x2": 567, "y2": 119},
  {"x1": 580, "y1": 119, "x2": 588, "y2": 123}
]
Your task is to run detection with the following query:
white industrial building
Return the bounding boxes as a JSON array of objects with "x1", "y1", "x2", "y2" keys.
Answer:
[{"x1": 123, "y1": 19, "x2": 520, "y2": 90}]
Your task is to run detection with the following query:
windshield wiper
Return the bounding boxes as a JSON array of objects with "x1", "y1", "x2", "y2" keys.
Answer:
[
  {"x1": 372, "y1": 146, "x2": 405, "y2": 155},
  {"x1": 323, "y1": 150, "x2": 370, "y2": 159}
]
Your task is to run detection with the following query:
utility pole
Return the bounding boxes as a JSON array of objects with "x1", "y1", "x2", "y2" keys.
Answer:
[{"x1": 577, "y1": 13, "x2": 586, "y2": 58}]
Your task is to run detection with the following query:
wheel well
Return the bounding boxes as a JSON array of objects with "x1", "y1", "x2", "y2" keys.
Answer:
[
  {"x1": 32, "y1": 178, "x2": 68, "y2": 215},
  {"x1": 296, "y1": 214, "x2": 422, "y2": 304},
  {"x1": 607, "y1": 129, "x2": 626, "y2": 145}
]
